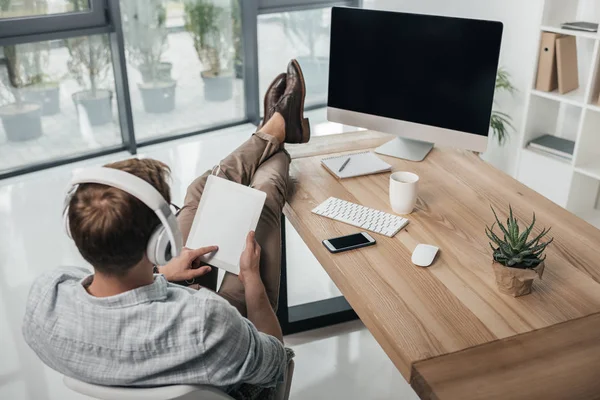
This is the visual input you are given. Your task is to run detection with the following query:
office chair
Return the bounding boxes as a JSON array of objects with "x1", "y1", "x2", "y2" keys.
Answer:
[{"x1": 63, "y1": 360, "x2": 295, "y2": 400}]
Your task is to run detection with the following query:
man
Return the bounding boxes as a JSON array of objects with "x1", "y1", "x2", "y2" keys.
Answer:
[{"x1": 22, "y1": 60, "x2": 310, "y2": 395}]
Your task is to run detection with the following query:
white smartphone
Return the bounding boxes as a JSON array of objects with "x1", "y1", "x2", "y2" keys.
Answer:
[{"x1": 322, "y1": 232, "x2": 376, "y2": 254}]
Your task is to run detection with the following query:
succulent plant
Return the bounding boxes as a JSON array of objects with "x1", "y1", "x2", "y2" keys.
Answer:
[{"x1": 485, "y1": 206, "x2": 553, "y2": 269}]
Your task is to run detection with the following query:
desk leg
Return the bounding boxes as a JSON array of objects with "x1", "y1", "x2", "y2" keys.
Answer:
[{"x1": 277, "y1": 215, "x2": 359, "y2": 335}]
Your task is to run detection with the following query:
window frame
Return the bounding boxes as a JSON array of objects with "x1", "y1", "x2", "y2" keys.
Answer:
[
  {"x1": 0, "y1": 0, "x2": 110, "y2": 46},
  {"x1": 253, "y1": 0, "x2": 360, "y2": 114},
  {"x1": 0, "y1": 0, "x2": 362, "y2": 180},
  {"x1": 258, "y1": 0, "x2": 359, "y2": 14}
]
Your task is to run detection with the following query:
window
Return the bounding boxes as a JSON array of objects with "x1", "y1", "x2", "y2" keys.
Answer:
[
  {"x1": 258, "y1": 7, "x2": 332, "y2": 114},
  {"x1": 0, "y1": 0, "x2": 360, "y2": 179},
  {"x1": 0, "y1": 0, "x2": 90, "y2": 19},
  {"x1": 0, "y1": 36, "x2": 122, "y2": 174},
  {"x1": 121, "y1": 0, "x2": 245, "y2": 141}
]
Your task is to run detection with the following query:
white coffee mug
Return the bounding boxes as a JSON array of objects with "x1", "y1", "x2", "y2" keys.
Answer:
[{"x1": 389, "y1": 171, "x2": 419, "y2": 215}]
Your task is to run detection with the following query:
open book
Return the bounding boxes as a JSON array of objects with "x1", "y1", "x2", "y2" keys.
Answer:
[{"x1": 185, "y1": 175, "x2": 266, "y2": 275}]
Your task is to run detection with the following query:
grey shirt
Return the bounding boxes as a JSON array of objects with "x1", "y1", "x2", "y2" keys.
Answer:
[{"x1": 22, "y1": 267, "x2": 287, "y2": 393}]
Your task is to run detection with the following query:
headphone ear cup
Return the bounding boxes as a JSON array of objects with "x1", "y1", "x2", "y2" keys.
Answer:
[{"x1": 147, "y1": 226, "x2": 172, "y2": 266}]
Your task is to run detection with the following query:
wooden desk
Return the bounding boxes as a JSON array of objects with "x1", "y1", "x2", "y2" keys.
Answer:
[{"x1": 284, "y1": 131, "x2": 600, "y2": 398}]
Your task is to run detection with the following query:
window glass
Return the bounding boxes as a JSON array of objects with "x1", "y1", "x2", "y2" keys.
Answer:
[
  {"x1": 121, "y1": 0, "x2": 245, "y2": 141},
  {"x1": 258, "y1": 7, "x2": 331, "y2": 115},
  {"x1": 0, "y1": 0, "x2": 90, "y2": 19},
  {"x1": 0, "y1": 35, "x2": 122, "y2": 174}
]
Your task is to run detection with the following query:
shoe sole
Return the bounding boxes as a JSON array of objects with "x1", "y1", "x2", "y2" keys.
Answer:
[
  {"x1": 291, "y1": 59, "x2": 311, "y2": 143},
  {"x1": 260, "y1": 73, "x2": 287, "y2": 129}
]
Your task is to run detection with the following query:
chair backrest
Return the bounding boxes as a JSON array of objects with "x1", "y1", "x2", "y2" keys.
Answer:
[
  {"x1": 63, "y1": 376, "x2": 234, "y2": 400},
  {"x1": 64, "y1": 359, "x2": 294, "y2": 400}
]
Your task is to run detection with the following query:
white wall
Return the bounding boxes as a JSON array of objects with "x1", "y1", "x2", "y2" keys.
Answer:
[{"x1": 363, "y1": 0, "x2": 544, "y2": 176}]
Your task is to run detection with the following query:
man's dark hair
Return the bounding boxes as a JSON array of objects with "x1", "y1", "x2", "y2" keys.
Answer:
[{"x1": 67, "y1": 158, "x2": 171, "y2": 276}]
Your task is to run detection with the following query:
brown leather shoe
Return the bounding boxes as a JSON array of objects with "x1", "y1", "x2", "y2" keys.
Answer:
[
  {"x1": 273, "y1": 59, "x2": 311, "y2": 144},
  {"x1": 260, "y1": 73, "x2": 287, "y2": 129}
]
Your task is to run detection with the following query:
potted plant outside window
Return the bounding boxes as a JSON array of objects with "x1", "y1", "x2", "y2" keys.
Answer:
[
  {"x1": 3, "y1": 0, "x2": 60, "y2": 116},
  {"x1": 20, "y1": 41, "x2": 61, "y2": 116},
  {"x1": 282, "y1": 9, "x2": 330, "y2": 97},
  {"x1": 232, "y1": 0, "x2": 243, "y2": 79},
  {"x1": 122, "y1": 0, "x2": 176, "y2": 114},
  {"x1": 0, "y1": 45, "x2": 44, "y2": 141},
  {"x1": 185, "y1": 0, "x2": 235, "y2": 102},
  {"x1": 486, "y1": 206, "x2": 553, "y2": 297},
  {"x1": 67, "y1": 35, "x2": 113, "y2": 126}
]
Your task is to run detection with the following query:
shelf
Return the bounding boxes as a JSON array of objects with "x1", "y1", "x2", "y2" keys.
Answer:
[
  {"x1": 531, "y1": 88, "x2": 586, "y2": 107},
  {"x1": 588, "y1": 103, "x2": 600, "y2": 113},
  {"x1": 575, "y1": 162, "x2": 600, "y2": 181},
  {"x1": 540, "y1": 25, "x2": 599, "y2": 40},
  {"x1": 522, "y1": 147, "x2": 573, "y2": 166}
]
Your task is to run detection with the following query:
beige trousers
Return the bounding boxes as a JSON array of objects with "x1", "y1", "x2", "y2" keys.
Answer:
[{"x1": 177, "y1": 131, "x2": 290, "y2": 316}]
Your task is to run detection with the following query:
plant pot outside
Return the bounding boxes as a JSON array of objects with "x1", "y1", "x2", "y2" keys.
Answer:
[
  {"x1": 138, "y1": 80, "x2": 176, "y2": 114},
  {"x1": 72, "y1": 90, "x2": 113, "y2": 126},
  {"x1": 492, "y1": 261, "x2": 545, "y2": 297},
  {"x1": 201, "y1": 71, "x2": 233, "y2": 102},
  {"x1": 297, "y1": 56, "x2": 329, "y2": 97},
  {"x1": 22, "y1": 83, "x2": 61, "y2": 116},
  {"x1": 0, "y1": 102, "x2": 43, "y2": 142},
  {"x1": 139, "y1": 62, "x2": 173, "y2": 83}
]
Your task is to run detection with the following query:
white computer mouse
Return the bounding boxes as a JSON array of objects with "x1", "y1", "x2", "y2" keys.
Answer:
[{"x1": 411, "y1": 244, "x2": 440, "y2": 267}]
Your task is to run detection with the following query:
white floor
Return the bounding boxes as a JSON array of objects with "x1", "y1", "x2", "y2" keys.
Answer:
[{"x1": 0, "y1": 110, "x2": 416, "y2": 400}]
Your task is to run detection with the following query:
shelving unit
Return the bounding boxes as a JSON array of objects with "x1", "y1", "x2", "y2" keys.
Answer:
[
  {"x1": 516, "y1": 0, "x2": 600, "y2": 229},
  {"x1": 540, "y1": 24, "x2": 599, "y2": 39}
]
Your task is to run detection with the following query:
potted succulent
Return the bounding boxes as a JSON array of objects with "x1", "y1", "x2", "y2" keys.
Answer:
[
  {"x1": 67, "y1": 35, "x2": 113, "y2": 125},
  {"x1": 0, "y1": 45, "x2": 44, "y2": 141},
  {"x1": 122, "y1": 0, "x2": 176, "y2": 114},
  {"x1": 486, "y1": 206, "x2": 553, "y2": 297},
  {"x1": 185, "y1": 0, "x2": 235, "y2": 102},
  {"x1": 20, "y1": 41, "x2": 61, "y2": 116},
  {"x1": 282, "y1": 9, "x2": 330, "y2": 97}
]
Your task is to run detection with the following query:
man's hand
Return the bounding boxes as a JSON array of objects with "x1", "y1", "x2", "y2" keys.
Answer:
[
  {"x1": 239, "y1": 231, "x2": 282, "y2": 341},
  {"x1": 239, "y1": 231, "x2": 262, "y2": 286},
  {"x1": 158, "y1": 246, "x2": 217, "y2": 282}
]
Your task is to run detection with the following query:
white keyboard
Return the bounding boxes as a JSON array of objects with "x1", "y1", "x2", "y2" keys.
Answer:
[{"x1": 311, "y1": 197, "x2": 409, "y2": 237}]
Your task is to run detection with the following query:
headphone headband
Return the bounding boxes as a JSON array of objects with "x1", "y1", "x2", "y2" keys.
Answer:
[
  {"x1": 68, "y1": 167, "x2": 182, "y2": 262},
  {"x1": 70, "y1": 167, "x2": 167, "y2": 211}
]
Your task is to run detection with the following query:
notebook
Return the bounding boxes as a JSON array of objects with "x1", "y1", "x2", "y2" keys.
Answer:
[
  {"x1": 527, "y1": 134, "x2": 575, "y2": 160},
  {"x1": 321, "y1": 151, "x2": 392, "y2": 179},
  {"x1": 561, "y1": 22, "x2": 598, "y2": 32},
  {"x1": 185, "y1": 175, "x2": 266, "y2": 275}
]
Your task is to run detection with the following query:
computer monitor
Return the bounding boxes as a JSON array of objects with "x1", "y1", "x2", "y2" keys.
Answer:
[{"x1": 328, "y1": 8, "x2": 503, "y2": 161}]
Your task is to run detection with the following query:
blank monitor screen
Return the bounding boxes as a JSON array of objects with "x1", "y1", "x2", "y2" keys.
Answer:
[{"x1": 328, "y1": 8, "x2": 503, "y2": 137}]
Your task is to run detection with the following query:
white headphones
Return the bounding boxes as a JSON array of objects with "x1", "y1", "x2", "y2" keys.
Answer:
[{"x1": 66, "y1": 167, "x2": 183, "y2": 266}]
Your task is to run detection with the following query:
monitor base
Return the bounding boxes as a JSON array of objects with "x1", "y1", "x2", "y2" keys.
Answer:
[{"x1": 374, "y1": 137, "x2": 434, "y2": 162}]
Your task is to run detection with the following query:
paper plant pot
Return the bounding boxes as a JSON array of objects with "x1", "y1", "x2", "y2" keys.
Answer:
[{"x1": 492, "y1": 261, "x2": 545, "y2": 297}]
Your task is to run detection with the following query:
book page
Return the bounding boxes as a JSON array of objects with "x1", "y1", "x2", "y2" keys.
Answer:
[{"x1": 186, "y1": 176, "x2": 266, "y2": 275}]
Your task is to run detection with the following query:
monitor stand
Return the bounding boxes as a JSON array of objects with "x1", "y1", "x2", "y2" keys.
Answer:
[{"x1": 374, "y1": 137, "x2": 434, "y2": 162}]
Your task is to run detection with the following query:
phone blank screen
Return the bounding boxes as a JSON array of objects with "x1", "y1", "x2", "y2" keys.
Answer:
[{"x1": 328, "y1": 233, "x2": 370, "y2": 249}]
